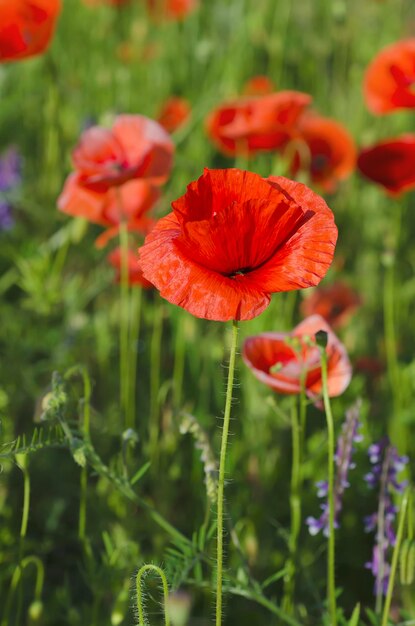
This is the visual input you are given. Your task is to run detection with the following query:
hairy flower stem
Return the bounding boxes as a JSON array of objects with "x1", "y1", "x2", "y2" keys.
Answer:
[
  {"x1": 321, "y1": 349, "x2": 338, "y2": 626},
  {"x1": 126, "y1": 287, "x2": 142, "y2": 430},
  {"x1": 172, "y1": 314, "x2": 185, "y2": 409},
  {"x1": 135, "y1": 564, "x2": 170, "y2": 626},
  {"x1": 283, "y1": 371, "x2": 307, "y2": 612},
  {"x1": 381, "y1": 489, "x2": 410, "y2": 626},
  {"x1": 119, "y1": 219, "x2": 130, "y2": 429},
  {"x1": 78, "y1": 369, "x2": 91, "y2": 542},
  {"x1": 216, "y1": 320, "x2": 239, "y2": 626},
  {"x1": 149, "y1": 303, "x2": 163, "y2": 459},
  {"x1": 375, "y1": 449, "x2": 391, "y2": 614}
]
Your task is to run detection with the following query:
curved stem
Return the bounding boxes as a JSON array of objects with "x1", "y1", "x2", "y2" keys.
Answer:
[
  {"x1": 216, "y1": 320, "x2": 239, "y2": 626},
  {"x1": 320, "y1": 349, "x2": 337, "y2": 626},
  {"x1": 1, "y1": 556, "x2": 45, "y2": 626},
  {"x1": 381, "y1": 489, "x2": 410, "y2": 626},
  {"x1": 135, "y1": 564, "x2": 170, "y2": 626}
]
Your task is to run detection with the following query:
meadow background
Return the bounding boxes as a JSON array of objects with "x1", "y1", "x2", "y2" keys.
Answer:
[{"x1": 1, "y1": 0, "x2": 415, "y2": 624}]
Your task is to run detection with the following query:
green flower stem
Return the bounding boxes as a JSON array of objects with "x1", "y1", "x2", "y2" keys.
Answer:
[
  {"x1": 149, "y1": 303, "x2": 163, "y2": 457},
  {"x1": 135, "y1": 564, "x2": 170, "y2": 626},
  {"x1": 172, "y1": 313, "x2": 185, "y2": 409},
  {"x1": 282, "y1": 370, "x2": 307, "y2": 613},
  {"x1": 78, "y1": 368, "x2": 91, "y2": 542},
  {"x1": 381, "y1": 489, "x2": 410, "y2": 626},
  {"x1": 216, "y1": 320, "x2": 239, "y2": 626},
  {"x1": 1, "y1": 556, "x2": 45, "y2": 626},
  {"x1": 126, "y1": 286, "x2": 142, "y2": 430},
  {"x1": 119, "y1": 219, "x2": 130, "y2": 428},
  {"x1": 320, "y1": 349, "x2": 337, "y2": 626}
]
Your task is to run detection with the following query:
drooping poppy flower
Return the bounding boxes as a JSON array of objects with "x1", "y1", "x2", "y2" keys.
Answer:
[
  {"x1": 243, "y1": 314, "x2": 352, "y2": 400},
  {"x1": 138, "y1": 169, "x2": 338, "y2": 322},
  {"x1": 108, "y1": 247, "x2": 153, "y2": 288},
  {"x1": 357, "y1": 135, "x2": 415, "y2": 195},
  {"x1": 0, "y1": 0, "x2": 61, "y2": 63},
  {"x1": 301, "y1": 281, "x2": 362, "y2": 328},
  {"x1": 364, "y1": 39, "x2": 415, "y2": 114},
  {"x1": 157, "y1": 97, "x2": 191, "y2": 133},
  {"x1": 288, "y1": 113, "x2": 356, "y2": 192},
  {"x1": 146, "y1": 0, "x2": 198, "y2": 20},
  {"x1": 243, "y1": 76, "x2": 275, "y2": 96},
  {"x1": 206, "y1": 91, "x2": 312, "y2": 157}
]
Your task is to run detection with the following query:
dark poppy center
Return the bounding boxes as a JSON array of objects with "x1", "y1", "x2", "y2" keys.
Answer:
[
  {"x1": 227, "y1": 267, "x2": 252, "y2": 278},
  {"x1": 311, "y1": 153, "x2": 330, "y2": 174}
]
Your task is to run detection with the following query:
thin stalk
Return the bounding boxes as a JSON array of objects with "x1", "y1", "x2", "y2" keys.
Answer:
[
  {"x1": 78, "y1": 369, "x2": 91, "y2": 542},
  {"x1": 135, "y1": 564, "x2": 170, "y2": 626},
  {"x1": 216, "y1": 320, "x2": 239, "y2": 626},
  {"x1": 282, "y1": 402, "x2": 301, "y2": 613},
  {"x1": 1, "y1": 556, "x2": 44, "y2": 626},
  {"x1": 381, "y1": 489, "x2": 410, "y2": 626},
  {"x1": 320, "y1": 349, "x2": 337, "y2": 626},
  {"x1": 375, "y1": 448, "x2": 392, "y2": 615},
  {"x1": 149, "y1": 303, "x2": 163, "y2": 457},
  {"x1": 119, "y1": 219, "x2": 130, "y2": 428},
  {"x1": 172, "y1": 313, "x2": 185, "y2": 409},
  {"x1": 126, "y1": 287, "x2": 142, "y2": 430}
]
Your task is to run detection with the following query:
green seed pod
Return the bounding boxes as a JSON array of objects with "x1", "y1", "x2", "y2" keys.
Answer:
[{"x1": 400, "y1": 538, "x2": 415, "y2": 585}]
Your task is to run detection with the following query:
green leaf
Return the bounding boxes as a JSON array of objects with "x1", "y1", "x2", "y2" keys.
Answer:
[{"x1": 348, "y1": 603, "x2": 360, "y2": 626}]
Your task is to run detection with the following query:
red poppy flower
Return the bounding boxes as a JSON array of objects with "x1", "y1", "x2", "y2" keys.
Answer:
[
  {"x1": 301, "y1": 281, "x2": 362, "y2": 328},
  {"x1": 157, "y1": 97, "x2": 191, "y2": 133},
  {"x1": 138, "y1": 169, "x2": 338, "y2": 322},
  {"x1": 243, "y1": 76, "x2": 275, "y2": 96},
  {"x1": 364, "y1": 39, "x2": 415, "y2": 114},
  {"x1": 71, "y1": 115, "x2": 174, "y2": 191},
  {"x1": 357, "y1": 135, "x2": 415, "y2": 195},
  {"x1": 0, "y1": 0, "x2": 61, "y2": 63},
  {"x1": 289, "y1": 113, "x2": 356, "y2": 192},
  {"x1": 243, "y1": 315, "x2": 352, "y2": 400},
  {"x1": 108, "y1": 247, "x2": 153, "y2": 288},
  {"x1": 58, "y1": 176, "x2": 159, "y2": 234},
  {"x1": 146, "y1": 0, "x2": 198, "y2": 20},
  {"x1": 206, "y1": 91, "x2": 312, "y2": 157}
]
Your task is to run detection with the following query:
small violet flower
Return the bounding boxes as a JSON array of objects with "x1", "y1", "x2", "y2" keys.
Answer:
[
  {"x1": 364, "y1": 437, "x2": 408, "y2": 597},
  {"x1": 306, "y1": 401, "x2": 362, "y2": 537},
  {"x1": 0, "y1": 147, "x2": 22, "y2": 231}
]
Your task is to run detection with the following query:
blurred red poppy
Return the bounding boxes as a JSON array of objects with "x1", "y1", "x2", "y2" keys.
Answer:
[
  {"x1": 138, "y1": 169, "x2": 337, "y2": 322},
  {"x1": 83, "y1": 0, "x2": 131, "y2": 6},
  {"x1": 108, "y1": 248, "x2": 153, "y2": 288},
  {"x1": 146, "y1": 0, "x2": 198, "y2": 20},
  {"x1": 243, "y1": 314, "x2": 352, "y2": 400},
  {"x1": 157, "y1": 97, "x2": 191, "y2": 133},
  {"x1": 59, "y1": 177, "x2": 159, "y2": 247},
  {"x1": 301, "y1": 281, "x2": 362, "y2": 328},
  {"x1": 289, "y1": 113, "x2": 356, "y2": 192},
  {"x1": 364, "y1": 39, "x2": 415, "y2": 114},
  {"x1": 71, "y1": 116, "x2": 174, "y2": 190},
  {"x1": 0, "y1": 0, "x2": 61, "y2": 63},
  {"x1": 243, "y1": 76, "x2": 275, "y2": 96},
  {"x1": 206, "y1": 91, "x2": 312, "y2": 157},
  {"x1": 357, "y1": 135, "x2": 415, "y2": 194}
]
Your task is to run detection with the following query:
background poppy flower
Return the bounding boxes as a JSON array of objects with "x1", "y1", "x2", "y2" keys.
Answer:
[
  {"x1": 301, "y1": 281, "x2": 362, "y2": 328},
  {"x1": 71, "y1": 116, "x2": 174, "y2": 190},
  {"x1": 206, "y1": 91, "x2": 312, "y2": 157},
  {"x1": 0, "y1": 0, "x2": 61, "y2": 63},
  {"x1": 108, "y1": 248, "x2": 153, "y2": 288},
  {"x1": 243, "y1": 76, "x2": 275, "y2": 96},
  {"x1": 243, "y1": 314, "x2": 352, "y2": 400},
  {"x1": 138, "y1": 169, "x2": 338, "y2": 322},
  {"x1": 157, "y1": 97, "x2": 191, "y2": 133},
  {"x1": 364, "y1": 39, "x2": 415, "y2": 114},
  {"x1": 289, "y1": 113, "x2": 356, "y2": 192},
  {"x1": 146, "y1": 0, "x2": 198, "y2": 21},
  {"x1": 357, "y1": 135, "x2": 415, "y2": 194}
]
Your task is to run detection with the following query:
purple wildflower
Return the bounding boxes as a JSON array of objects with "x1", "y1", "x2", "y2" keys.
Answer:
[
  {"x1": 0, "y1": 147, "x2": 21, "y2": 192},
  {"x1": 0, "y1": 147, "x2": 21, "y2": 232},
  {"x1": 364, "y1": 437, "x2": 408, "y2": 598},
  {"x1": 306, "y1": 401, "x2": 362, "y2": 537}
]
